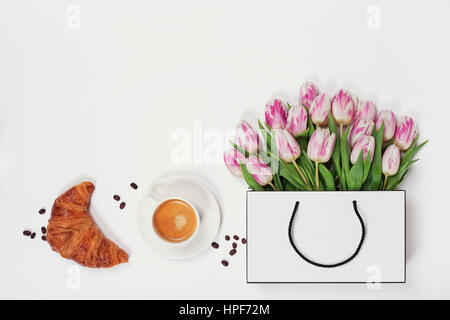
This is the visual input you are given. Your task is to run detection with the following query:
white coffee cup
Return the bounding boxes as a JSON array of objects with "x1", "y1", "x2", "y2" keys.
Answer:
[{"x1": 152, "y1": 197, "x2": 200, "y2": 246}]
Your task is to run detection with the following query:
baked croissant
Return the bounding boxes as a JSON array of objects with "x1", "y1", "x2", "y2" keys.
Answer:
[{"x1": 47, "y1": 182, "x2": 129, "y2": 268}]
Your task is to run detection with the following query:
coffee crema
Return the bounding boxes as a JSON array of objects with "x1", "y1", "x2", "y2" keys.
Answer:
[{"x1": 153, "y1": 199, "x2": 197, "y2": 243}]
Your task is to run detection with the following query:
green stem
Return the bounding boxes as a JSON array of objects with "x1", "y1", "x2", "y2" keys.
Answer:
[
  {"x1": 340, "y1": 124, "x2": 343, "y2": 138},
  {"x1": 292, "y1": 161, "x2": 313, "y2": 190},
  {"x1": 269, "y1": 182, "x2": 277, "y2": 191},
  {"x1": 382, "y1": 175, "x2": 389, "y2": 191},
  {"x1": 315, "y1": 161, "x2": 320, "y2": 191}
]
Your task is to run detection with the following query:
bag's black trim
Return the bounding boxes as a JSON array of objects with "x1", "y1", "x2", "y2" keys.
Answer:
[{"x1": 288, "y1": 200, "x2": 365, "y2": 268}]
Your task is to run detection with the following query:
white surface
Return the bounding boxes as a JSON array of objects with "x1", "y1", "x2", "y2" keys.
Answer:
[
  {"x1": 137, "y1": 174, "x2": 221, "y2": 258},
  {"x1": 1, "y1": 0, "x2": 450, "y2": 299},
  {"x1": 247, "y1": 191, "x2": 405, "y2": 283}
]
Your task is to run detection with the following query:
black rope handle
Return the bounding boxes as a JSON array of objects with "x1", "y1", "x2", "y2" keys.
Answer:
[{"x1": 288, "y1": 200, "x2": 366, "y2": 268}]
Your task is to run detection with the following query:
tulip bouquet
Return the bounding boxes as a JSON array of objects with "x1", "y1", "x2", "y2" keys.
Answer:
[{"x1": 224, "y1": 82, "x2": 427, "y2": 192}]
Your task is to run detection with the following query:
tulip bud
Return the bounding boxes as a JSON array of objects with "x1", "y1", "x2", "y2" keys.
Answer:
[
  {"x1": 348, "y1": 117, "x2": 374, "y2": 148},
  {"x1": 236, "y1": 120, "x2": 260, "y2": 154},
  {"x1": 355, "y1": 100, "x2": 377, "y2": 121},
  {"x1": 382, "y1": 144, "x2": 400, "y2": 177},
  {"x1": 307, "y1": 127, "x2": 336, "y2": 163},
  {"x1": 376, "y1": 109, "x2": 396, "y2": 141},
  {"x1": 265, "y1": 99, "x2": 287, "y2": 129},
  {"x1": 286, "y1": 105, "x2": 308, "y2": 137},
  {"x1": 350, "y1": 136, "x2": 375, "y2": 164},
  {"x1": 331, "y1": 89, "x2": 356, "y2": 125},
  {"x1": 309, "y1": 93, "x2": 331, "y2": 126},
  {"x1": 394, "y1": 116, "x2": 417, "y2": 151},
  {"x1": 299, "y1": 81, "x2": 319, "y2": 111},
  {"x1": 246, "y1": 156, "x2": 273, "y2": 187},
  {"x1": 223, "y1": 149, "x2": 246, "y2": 177},
  {"x1": 274, "y1": 129, "x2": 301, "y2": 163}
]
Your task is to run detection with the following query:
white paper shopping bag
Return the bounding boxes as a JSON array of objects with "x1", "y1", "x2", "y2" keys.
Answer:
[{"x1": 246, "y1": 191, "x2": 405, "y2": 283}]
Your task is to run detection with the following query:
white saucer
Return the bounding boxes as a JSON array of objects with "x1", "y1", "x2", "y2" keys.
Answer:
[{"x1": 137, "y1": 173, "x2": 221, "y2": 259}]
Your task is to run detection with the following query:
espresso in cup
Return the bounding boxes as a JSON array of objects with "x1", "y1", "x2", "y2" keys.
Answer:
[{"x1": 152, "y1": 198, "x2": 199, "y2": 244}]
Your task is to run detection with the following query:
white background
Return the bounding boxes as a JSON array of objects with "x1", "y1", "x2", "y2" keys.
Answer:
[{"x1": 1, "y1": 0, "x2": 449, "y2": 299}]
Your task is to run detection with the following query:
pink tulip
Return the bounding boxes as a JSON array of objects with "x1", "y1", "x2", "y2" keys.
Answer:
[
  {"x1": 307, "y1": 128, "x2": 336, "y2": 163},
  {"x1": 274, "y1": 129, "x2": 301, "y2": 163},
  {"x1": 275, "y1": 129, "x2": 312, "y2": 190},
  {"x1": 265, "y1": 99, "x2": 287, "y2": 129},
  {"x1": 246, "y1": 156, "x2": 273, "y2": 187},
  {"x1": 382, "y1": 144, "x2": 400, "y2": 177},
  {"x1": 299, "y1": 81, "x2": 319, "y2": 111},
  {"x1": 286, "y1": 105, "x2": 308, "y2": 137},
  {"x1": 376, "y1": 110, "x2": 396, "y2": 141},
  {"x1": 355, "y1": 100, "x2": 377, "y2": 121},
  {"x1": 307, "y1": 127, "x2": 336, "y2": 190},
  {"x1": 394, "y1": 116, "x2": 417, "y2": 151},
  {"x1": 309, "y1": 93, "x2": 331, "y2": 126},
  {"x1": 350, "y1": 136, "x2": 375, "y2": 164},
  {"x1": 223, "y1": 149, "x2": 246, "y2": 177},
  {"x1": 348, "y1": 117, "x2": 375, "y2": 147},
  {"x1": 331, "y1": 89, "x2": 356, "y2": 126},
  {"x1": 236, "y1": 120, "x2": 260, "y2": 154}
]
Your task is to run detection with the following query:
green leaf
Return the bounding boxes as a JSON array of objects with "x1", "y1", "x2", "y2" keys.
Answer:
[
  {"x1": 296, "y1": 128, "x2": 310, "y2": 138},
  {"x1": 319, "y1": 164, "x2": 336, "y2": 191},
  {"x1": 284, "y1": 181, "x2": 297, "y2": 191},
  {"x1": 273, "y1": 173, "x2": 283, "y2": 191},
  {"x1": 328, "y1": 112, "x2": 343, "y2": 189},
  {"x1": 348, "y1": 151, "x2": 364, "y2": 190},
  {"x1": 362, "y1": 122, "x2": 384, "y2": 190},
  {"x1": 386, "y1": 137, "x2": 428, "y2": 190},
  {"x1": 362, "y1": 151, "x2": 372, "y2": 184},
  {"x1": 230, "y1": 141, "x2": 249, "y2": 157},
  {"x1": 307, "y1": 116, "x2": 315, "y2": 139},
  {"x1": 340, "y1": 127, "x2": 351, "y2": 190},
  {"x1": 279, "y1": 160, "x2": 307, "y2": 190},
  {"x1": 386, "y1": 159, "x2": 419, "y2": 190},
  {"x1": 240, "y1": 163, "x2": 264, "y2": 191},
  {"x1": 298, "y1": 154, "x2": 315, "y2": 187}
]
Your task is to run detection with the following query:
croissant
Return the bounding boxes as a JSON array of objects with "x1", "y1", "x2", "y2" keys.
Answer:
[{"x1": 46, "y1": 182, "x2": 129, "y2": 268}]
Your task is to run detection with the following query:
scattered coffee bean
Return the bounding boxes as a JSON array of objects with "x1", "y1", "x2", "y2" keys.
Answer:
[
  {"x1": 232, "y1": 242, "x2": 237, "y2": 249},
  {"x1": 211, "y1": 242, "x2": 219, "y2": 249},
  {"x1": 230, "y1": 249, "x2": 237, "y2": 256},
  {"x1": 113, "y1": 195, "x2": 121, "y2": 201},
  {"x1": 30, "y1": 232, "x2": 36, "y2": 239},
  {"x1": 120, "y1": 202, "x2": 126, "y2": 210},
  {"x1": 225, "y1": 235, "x2": 230, "y2": 241},
  {"x1": 39, "y1": 209, "x2": 46, "y2": 215},
  {"x1": 41, "y1": 227, "x2": 47, "y2": 234},
  {"x1": 41, "y1": 236, "x2": 47, "y2": 241},
  {"x1": 242, "y1": 238, "x2": 247, "y2": 244},
  {"x1": 233, "y1": 235, "x2": 239, "y2": 240},
  {"x1": 23, "y1": 230, "x2": 31, "y2": 236},
  {"x1": 130, "y1": 183, "x2": 138, "y2": 190},
  {"x1": 221, "y1": 260, "x2": 229, "y2": 267}
]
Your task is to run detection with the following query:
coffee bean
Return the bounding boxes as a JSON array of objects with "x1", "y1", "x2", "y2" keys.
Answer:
[
  {"x1": 23, "y1": 230, "x2": 31, "y2": 236},
  {"x1": 120, "y1": 202, "x2": 126, "y2": 210},
  {"x1": 113, "y1": 195, "x2": 121, "y2": 201},
  {"x1": 233, "y1": 235, "x2": 239, "y2": 240},
  {"x1": 211, "y1": 242, "x2": 219, "y2": 249},
  {"x1": 130, "y1": 183, "x2": 138, "y2": 190},
  {"x1": 225, "y1": 235, "x2": 230, "y2": 241},
  {"x1": 41, "y1": 227, "x2": 47, "y2": 234},
  {"x1": 41, "y1": 236, "x2": 47, "y2": 241},
  {"x1": 39, "y1": 209, "x2": 46, "y2": 215},
  {"x1": 242, "y1": 238, "x2": 247, "y2": 244},
  {"x1": 221, "y1": 260, "x2": 229, "y2": 267},
  {"x1": 232, "y1": 243, "x2": 237, "y2": 249},
  {"x1": 30, "y1": 232, "x2": 36, "y2": 239},
  {"x1": 230, "y1": 249, "x2": 237, "y2": 256}
]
